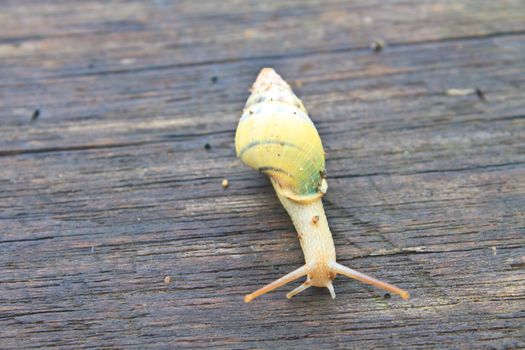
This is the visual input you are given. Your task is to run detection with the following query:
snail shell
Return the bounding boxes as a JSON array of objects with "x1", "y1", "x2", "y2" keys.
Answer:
[{"x1": 235, "y1": 68, "x2": 328, "y2": 203}]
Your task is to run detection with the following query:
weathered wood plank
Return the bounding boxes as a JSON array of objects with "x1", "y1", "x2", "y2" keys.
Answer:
[
  {"x1": 0, "y1": 0, "x2": 524, "y2": 349},
  {"x1": 1, "y1": 0, "x2": 525, "y2": 127}
]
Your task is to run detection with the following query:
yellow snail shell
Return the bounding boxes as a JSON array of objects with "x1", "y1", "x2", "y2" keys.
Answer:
[{"x1": 235, "y1": 68, "x2": 327, "y2": 204}]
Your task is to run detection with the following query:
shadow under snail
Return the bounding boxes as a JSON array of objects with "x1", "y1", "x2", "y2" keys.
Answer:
[{"x1": 235, "y1": 68, "x2": 410, "y2": 302}]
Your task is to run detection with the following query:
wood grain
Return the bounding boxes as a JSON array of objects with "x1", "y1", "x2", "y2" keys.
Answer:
[{"x1": 0, "y1": 1, "x2": 524, "y2": 349}]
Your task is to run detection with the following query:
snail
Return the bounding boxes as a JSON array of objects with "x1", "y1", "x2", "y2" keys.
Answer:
[{"x1": 235, "y1": 68, "x2": 410, "y2": 302}]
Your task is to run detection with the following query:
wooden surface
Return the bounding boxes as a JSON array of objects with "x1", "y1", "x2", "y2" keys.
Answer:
[{"x1": 1, "y1": 1, "x2": 524, "y2": 349}]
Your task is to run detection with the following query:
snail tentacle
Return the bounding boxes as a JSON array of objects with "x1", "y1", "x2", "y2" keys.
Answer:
[
  {"x1": 329, "y1": 261, "x2": 410, "y2": 300},
  {"x1": 326, "y1": 281, "x2": 336, "y2": 299},
  {"x1": 243, "y1": 264, "x2": 312, "y2": 303},
  {"x1": 286, "y1": 280, "x2": 312, "y2": 299}
]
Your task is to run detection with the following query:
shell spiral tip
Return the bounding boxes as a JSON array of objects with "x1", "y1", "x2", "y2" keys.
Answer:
[{"x1": 251, "y1": 68, "x2": 288, "y2": 92}]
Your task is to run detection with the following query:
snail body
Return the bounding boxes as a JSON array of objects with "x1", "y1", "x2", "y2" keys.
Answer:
[{"x1": 236, "y1": 68, "x2": 409, "y2": 302}]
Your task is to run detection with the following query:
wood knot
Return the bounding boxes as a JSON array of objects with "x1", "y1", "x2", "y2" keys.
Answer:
[{"x1": 297, "y1": 232, "x2": 304, "y2": 239}]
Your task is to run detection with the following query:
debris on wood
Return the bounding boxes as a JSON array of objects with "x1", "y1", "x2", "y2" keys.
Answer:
[
  {"x1": 370, "y1": 39, "x2": 385, "y2": 52},
  {"x1": 446, "y1": 87, "x2": 486, "y2": 101},
  {"x1": 475, "y1": 88, "x2": 486, "y2": 101},
  {"x1": 31, "y1": 109, "x2": 40, "y2": 122},
  {"x1": 222, "y1": 179, "x2": 229, "y2": 188},
  {"x1": 164, "y1": 276, "x2": 171, "y2": 284},
  {"x1": 445, "y1": 88, "x2": 476, "y2": 96}
]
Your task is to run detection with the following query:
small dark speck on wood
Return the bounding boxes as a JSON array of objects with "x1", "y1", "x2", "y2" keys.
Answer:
[
  {"x1": 475, "y1": 88, "x2": 486, "y2": 101},
  {"x1": 211, "y1": 76, "x2": 218, "y2": 83},
  {"x1": 31, "y1": 109, "x2": 40, "y2": 122}
]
